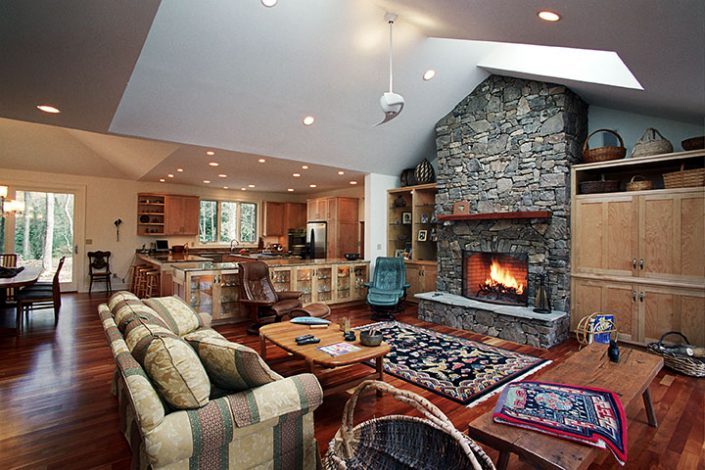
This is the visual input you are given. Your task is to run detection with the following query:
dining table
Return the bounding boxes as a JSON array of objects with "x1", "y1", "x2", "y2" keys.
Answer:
[{"x1": 0, "y1": 265, "x2": 42, "y2": 335}]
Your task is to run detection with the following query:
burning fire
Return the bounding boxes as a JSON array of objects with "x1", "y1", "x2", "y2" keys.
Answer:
[{"x1": 485, "y1": 259, "x2": 524, "y2": 295}]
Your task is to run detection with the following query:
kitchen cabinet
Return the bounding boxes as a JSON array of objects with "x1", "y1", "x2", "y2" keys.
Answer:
[
  {"x1": 138, "y1": 193, "x2": 199, "y2": 236},
  {"x1": 284, "y1": 202, "x2": 307, "y2": 230},
  {"x1": 307, "y1": 198, "x2": 328, "y2": 221},
  {"x1": 307, "y1": 197, "x2": 361, "y2": 258},
  {"x1": 137, "y1": 194, "x2": 165, "y2": 236},
  {"x1": 263, "y1": 201, "x2": 285, "y2": 236},
  {"x1": 172, "y1": 267, "x2": 245, "y2": 325},
  {"x1": 404, "y1": 262, "x2": 437, "y2": 303}
]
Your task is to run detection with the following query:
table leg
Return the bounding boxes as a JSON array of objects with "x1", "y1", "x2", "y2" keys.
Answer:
[
  {"x1": 259, "y1": 334, "x2": 267, "y2": 360},
  {"x1": 306, "y1": 359, "x2": 315, "y2": 374},
  {"x1": 497, "y1": 451, "x2": 510, "y2": 470},
  {"x1": 375, "y1": 356, "x2": 385, "y2": 397},
  {"x1": 643, "y1": 387, "x2": 658, "y2": 427}
]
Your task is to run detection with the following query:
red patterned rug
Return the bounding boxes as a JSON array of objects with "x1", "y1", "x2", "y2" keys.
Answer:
[{"x1": 355, "y1": 321, "x2": 550, "y2": 406}]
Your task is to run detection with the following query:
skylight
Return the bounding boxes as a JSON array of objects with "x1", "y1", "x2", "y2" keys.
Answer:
[{"x1": 478, "y1": 43, "x2": 643, "y2": 90}]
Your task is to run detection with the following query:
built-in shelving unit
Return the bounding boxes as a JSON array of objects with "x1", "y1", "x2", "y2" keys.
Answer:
[{"x1": 137, "y1": 194, "x2": 165, "y2": 235}]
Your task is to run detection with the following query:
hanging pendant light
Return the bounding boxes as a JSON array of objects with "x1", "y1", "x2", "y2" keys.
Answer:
[{"x1": 377, "y1": 13, "x2": 404, "y2": 126}]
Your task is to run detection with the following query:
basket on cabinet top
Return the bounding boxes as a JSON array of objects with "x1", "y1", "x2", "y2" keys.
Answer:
[
  {"x1": 582, "y1": 129, "x2": 626, "y2": 163},
  {"x1": 663, "y1": 164, "x2": 705, "y2": 189}
]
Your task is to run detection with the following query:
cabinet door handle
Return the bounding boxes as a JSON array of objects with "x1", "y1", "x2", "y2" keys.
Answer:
[
  {"x1": 639, "y1": 292, "x2": 645, "y2": 302},
  {"x1": 639, "y1": 259, "x2": 645, "y2": 270},
  {"x1": 632, "y1": 258, "x2": 637, "y2": 269},
  {"x1": 632, "y1": 290, "x2": 637, "y2": 301}
]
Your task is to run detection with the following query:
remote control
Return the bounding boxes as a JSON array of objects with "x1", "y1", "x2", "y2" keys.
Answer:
[
  {"x1": 295, "y1": 334, "x2": 314, "y2": 342},
  {"x1": 296, "y1": 337, "x2": 320, "y2": 345}
]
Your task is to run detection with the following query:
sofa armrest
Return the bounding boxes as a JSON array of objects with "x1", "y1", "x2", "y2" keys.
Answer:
[
  {"x1": 198, "y1": 312, "x2": 212, "y2": 328},
  {"x1": 276, "y1": 291, "x2": 302, "y2": 300},
  {"x1": 240, "y1": 298, "x2": 276, "y2": 307},
  {"x1": 143, "y1": 374, "x2": 322, "y2": 468}
]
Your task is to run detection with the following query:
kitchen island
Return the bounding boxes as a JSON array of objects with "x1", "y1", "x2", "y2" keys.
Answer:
[{"x1": 165, "y1": 257, "x2": 370, "y2": 325}]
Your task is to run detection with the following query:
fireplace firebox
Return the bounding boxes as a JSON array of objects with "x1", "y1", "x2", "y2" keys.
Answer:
[{"x1": 463, "y1": 251, "x2": 529, "y2": 306}]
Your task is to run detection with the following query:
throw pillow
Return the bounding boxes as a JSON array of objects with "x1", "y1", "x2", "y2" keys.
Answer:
[
  {"x1": 108, "y1": 291, "x2": 140, "y2": 311},
  {"x1": 144, "y1": 296, "x2": 202, "y2": 336},
  {"x1": 186, "y1": 336, "x2": 281, "y2": 391},
  {"x1": 125, "y1": 318, "x2": 211, "y2": 409},
  {"x1": 112, "y1": 299, "x2": 169, "y2": 333}
]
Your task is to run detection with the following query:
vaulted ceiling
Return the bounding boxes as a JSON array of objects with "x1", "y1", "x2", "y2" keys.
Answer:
[{"x1": 0, "y1": 0, "x2": 702, "y2": 189}]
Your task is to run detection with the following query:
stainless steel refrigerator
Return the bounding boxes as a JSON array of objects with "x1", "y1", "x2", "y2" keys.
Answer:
[{"x1": 306, "y1": 221, "x2": 327, "y2": 259}]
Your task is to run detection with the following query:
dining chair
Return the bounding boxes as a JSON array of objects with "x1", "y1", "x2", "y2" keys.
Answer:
[
  {"x1": 15, "y1": 256, "x2": 65, "y2": 335},
  {"x1": 87, "y1": 251, "x2": 112, "y2": 294},
  {"x1": 0, "y1": 253, "x2": 19, "y2": 300}
]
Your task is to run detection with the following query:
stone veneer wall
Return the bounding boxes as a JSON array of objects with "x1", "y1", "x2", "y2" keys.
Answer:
[{"x1": 434, "y1": 75, "x2": 588, "y2": 312}]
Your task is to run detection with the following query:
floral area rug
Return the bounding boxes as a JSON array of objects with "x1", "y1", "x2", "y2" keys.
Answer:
[
  {"x1": 493, "y1": 381, "x2": 628, "y2": 465},
  {"x1": 354, "y1": 321, "x2": 550, "y2": 406}
]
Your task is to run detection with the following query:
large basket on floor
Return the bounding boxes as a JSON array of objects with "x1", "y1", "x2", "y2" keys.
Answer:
[
  {"x1": 647, "y1": 332, "x2": 705, "y2": 378},
  {"x1": 324, "y1": 380, "x2": 495, "y2": 470}
]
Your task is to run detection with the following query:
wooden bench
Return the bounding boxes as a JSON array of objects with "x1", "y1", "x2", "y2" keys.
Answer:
[{"x1": 468, "y1": 344, "x2": 663, "y2": 470}]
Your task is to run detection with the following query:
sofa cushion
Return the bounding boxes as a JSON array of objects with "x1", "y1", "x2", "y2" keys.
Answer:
[
  {"x1": 144, "y1": 296, "x2": 202, "y2": 336},
  {"x1": 125, "y1": 318, "x2": 211, "y2": 409},
  {"x1": 186, "y1": 335, "x2": 281, "y2": 391},
  {"x1": 112, "y1": 299, "x2": 169, "y2": 333}
]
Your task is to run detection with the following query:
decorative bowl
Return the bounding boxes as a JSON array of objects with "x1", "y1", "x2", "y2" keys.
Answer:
[
  {"x1": 344, "y1": 253, "x2": 360, "y2": 261},
  {"x1": 360, "y1": 330, "x2": 383, "y2": 347}
]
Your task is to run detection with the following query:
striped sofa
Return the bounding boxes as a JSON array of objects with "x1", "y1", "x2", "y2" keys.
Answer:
[{"x1": 98, "y1": 291, "x2": 323, "y2": 469}]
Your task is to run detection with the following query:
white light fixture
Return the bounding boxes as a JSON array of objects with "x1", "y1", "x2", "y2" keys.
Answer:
[
  {"x1": 302, "y1": 116, "x2": 315, "y2": 126},
  {"x1": 538, "y1": 10, "x2": 560, "y2": 22},
  {"x1": 218, "y1": 174, "x2": 227, "y2": 178},
  {"x1": 293, "y1": 173, "x2": 301, "y2": 177},
  {"x1": 287, "y1": 188, "x2": 294, "y2": 192},
  {"x1": 209, "y1": 162, "x2": 219, "y2": 167},
  {"x1": 349, "y1": 181, "x2": 358, "y2": 185},
  {"x1": 309, "y1": 184, "x2": 317, "y2": 188},
  {"x1": 223, "y1": 186, "x2": 229, "y2": 189},
  {"x1": 377, "y1": 13, "x2": 404, "y2": 125},
  {"x1": 167, "y1": 174, "x2": 174, "y2": 178},
  {"x1": 159, "y1": 178, "x2": 165, "y2": 182},
  {"x1": 36, "y1": 104, "x2": 61, "y2": 114},
  {"x1": 258, "y1": 158, "x2": 266, "y2": 163},
  {"x1": 241, "y1": 187, "x2": 247, "y2": 191},
  {"x1": 177, "y1": 168, "x2": 184, "y2": 172},
  {"x1": 206, "y1": 151, "x2": 215, "y2": 156},
  {"x1": 248, "y1": 184, "x2": 256, "y2": 188},
  {"x1": 302, "y1": 165, "x2": 309, "y2": 169},
  {"x1": 337, "y1": 171, "x2": 345, "y2": 175},
  {"x1": 203, "y1": 180, "x2": 211, "y2": 184},
  {"x1": 423, "y1": 69, "x2": 436, "y2": 81},
  {"x1": 261, "y1": 0, "x2": 277, "y2": 7}
]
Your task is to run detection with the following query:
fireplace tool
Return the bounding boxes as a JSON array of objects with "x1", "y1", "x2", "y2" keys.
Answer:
[{"x1": 533, "y1": 274, "x2": 552, "y2": 314}]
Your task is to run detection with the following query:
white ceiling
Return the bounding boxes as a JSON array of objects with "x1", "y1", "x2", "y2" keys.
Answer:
[{"x1": 0, "y1": 0, "x2": 702, "y2": 185}]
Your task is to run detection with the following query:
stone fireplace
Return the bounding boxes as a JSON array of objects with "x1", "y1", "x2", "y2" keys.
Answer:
[
  {"x1": 418, "y1": 75, "x2": 588, "y2": 348},
  {"x1": 464, "y1": 251, "x2": 528, "y2": 306}
]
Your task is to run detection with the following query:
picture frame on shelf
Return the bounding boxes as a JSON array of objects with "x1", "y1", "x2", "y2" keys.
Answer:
[
  {"x1": 394, "y1": 249, "x2": 405, "y2": 258},
  {"x1": 417, "y1": 229, "x2": 428, "y2": 242},
  {"x1": 421, "y1": 213, "x2": 429, "y2": 224},
  {"x1": 402, "y1": 212, "x2": 412, "y2": 224}
]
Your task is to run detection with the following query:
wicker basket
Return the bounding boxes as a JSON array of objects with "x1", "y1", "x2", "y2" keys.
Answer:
[
  {"x1": 582, "y1": 129, "x2": 626, "y2": 163},
  {"x1": 579, "y1": 174, "x2": 620, "y2": 194},
  {"x1": 663, "y1": 164, "x2": 705, "y2": 189},
  {"x1": 631, "y1": 128, "x2": 673, "y2": 158},
  {"x1": 324, "y1": 380, "x2": 494, "y2": 470},
  {"x1": 625, "y1": 175, "x2": 653, "y2": 191},
  {"x1": 682, "y1": 136, "x2": 705, "y2": 151},
  {"x1": 647, "y1": 332, "x2": 705, "y2": 377}
]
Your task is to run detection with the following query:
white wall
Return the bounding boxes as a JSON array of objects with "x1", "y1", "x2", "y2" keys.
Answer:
[
  {"x1": 364, "y1": 173, "x2": 399, "y2": 271},
  {"x1": 0, "y1": 168, "x2": 308, "y2": 292},
  {"x1": 588, "y1": 106, "x2": 704, "y2": 155}
]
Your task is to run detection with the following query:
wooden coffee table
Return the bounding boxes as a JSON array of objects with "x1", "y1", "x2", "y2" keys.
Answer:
[
  {"x1": 259, "y1": 322, "x2": 390, "y2": 396},
  {"x1": 468, "y1": 344, "x2": 663, "y2": 470}
]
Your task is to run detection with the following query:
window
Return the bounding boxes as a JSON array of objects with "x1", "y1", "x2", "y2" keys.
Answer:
[{"x1": 199, "y1": 200, "x2": 257, "y2": 244}]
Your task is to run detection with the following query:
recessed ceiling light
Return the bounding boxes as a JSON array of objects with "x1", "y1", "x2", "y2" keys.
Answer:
[
  {"x1": 248, "y1": 184, "x2": 256, "y2": 188},
  {"x1": 302, "y1": 165, "x2": 309, "y2": 169},
  {"x1": 223, "y1": 186, "x2": 229, "y2": 189},
  {"x1": 537, "y1": 10, "x2": 561, "y2": 21},
  {"x1": 167, "y1": 174, "x2": 174, "y2": 178},
  {"x1": 241, "y1": 187, "x2": 247, "y2": 191},
  {"x1": 203, "y1": 180, "x2": 211, "y2": 184},
  {"x1": 293, "y1": 173, "x2": 301, "y2": 177},
  {"x1": 209, "y1": 162, "x2": 219, "y2": 167},
  {"x1": 337, "y1": 171, "x2": 345, "y2": 175},
  {"x1": 303, "y1": 116, "x2": 315, "y2": 126},
  {"x1": 309, "y1": 184, "x2": 317, "y2": 188},
  {"x1": 206, "y1": 151, "x2": 215, "y2": 156},
  {"x1": 423, "y1": 69, "x2": 436, "y2": 81},
  {"x1": 350, "y1": 181, "x2": 358, "y2": 185},
  {"x1": 177, "y1": 168, "x2": 184, "y2": 172},
  {"x1": 258, "y1": 158, "x2": 266, "y2": 163},
  {"x1": 287, "y1": 188, "x2": 294, "y2": 192},
  {"x1": 261, "y1": 0, "x2": 277, "y2": 7},
  {"x1": 159, "y1": 178, "x2": 165, "y2": 182},
  {"x1": 218, "y1": 174, "x2": 227, "y2": 178},
  {"x1": 36, "y1": 104, "x2": 61, "y2": 114}
]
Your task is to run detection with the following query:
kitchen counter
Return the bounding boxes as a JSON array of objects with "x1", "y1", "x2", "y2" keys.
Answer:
[{"x1": 136, "y1": 253, "x2": 210, "y2": 265}]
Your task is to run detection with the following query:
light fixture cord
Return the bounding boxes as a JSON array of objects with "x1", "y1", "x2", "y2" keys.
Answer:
[{"x1": 388, "y1": 19, "x2": 394, "y2": 93}]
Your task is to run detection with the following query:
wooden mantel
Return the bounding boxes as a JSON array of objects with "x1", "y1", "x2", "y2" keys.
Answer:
[{"x1": 437, "y1": 210, "x2": 552, "y2": 222}]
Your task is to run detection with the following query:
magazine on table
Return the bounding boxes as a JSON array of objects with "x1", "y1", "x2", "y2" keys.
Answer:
[{"x1": 318, "y1": 342, "x2": 360, "y2": 357}]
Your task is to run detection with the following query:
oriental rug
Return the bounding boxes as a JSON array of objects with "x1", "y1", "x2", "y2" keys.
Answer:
[
  {"x1": 354, "y1": 321, "x2": 549, "y2": 406},
  {"x1": 493, "y1": 381, "x2": 628, "y2": 465}
]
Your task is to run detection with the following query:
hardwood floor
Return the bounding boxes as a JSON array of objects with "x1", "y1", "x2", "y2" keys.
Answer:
[{"x1": 0, "y1": 293, "x2": 703, "y2": 469}]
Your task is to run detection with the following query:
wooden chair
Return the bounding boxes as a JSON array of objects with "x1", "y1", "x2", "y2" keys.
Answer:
[
  {"x1": 15, "y1": 256, "x2": 65, "y2": 335},
  {"x1": 0, "y1": 253, "x2": 18, "y2": 300},
  {"x1": 88, "y1": 251, "x2": 112, "y2": 294}
]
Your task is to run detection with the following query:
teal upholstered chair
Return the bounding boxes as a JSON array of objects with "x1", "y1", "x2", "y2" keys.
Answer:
[{"x1": 365, "y1": 257, "x2": 410, "y2": 317}]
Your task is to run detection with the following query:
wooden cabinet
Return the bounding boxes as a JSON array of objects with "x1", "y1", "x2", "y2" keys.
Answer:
[
  {"x1": 172, "y1": 267, "x2": 245, "y2": 325},
  {"x1": 571, "y1": 150, "x2": 705, "y2": 346},
  {"x1": 263, "y1": 201, "x2": 286, "y2": 236},
  {"x1": 404, "y1": 262, "x2": 437, "y2": 302},
  {"x1": 284, "y1": 203, "x2": 306, "y2": 230},
  {"x1": 269, "y1": 261, "x2": 369, "y2": 306},
  {"x1": 137, "y1": 194, "x2": 165, "y2": 236},
  {"x1": 307, "y1": 197, "x2": 361, "y2": 258},
  {"x1": 138, "y1": 193, "x2": 199, "y2": 236},
  {"x1": 387, "y1": 184, "x2": 437, "y2": 263}
]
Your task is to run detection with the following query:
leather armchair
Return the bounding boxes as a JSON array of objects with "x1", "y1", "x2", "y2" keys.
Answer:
[{"x1": 238, "y1": 261, "x2": 303, "y2": 333}]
